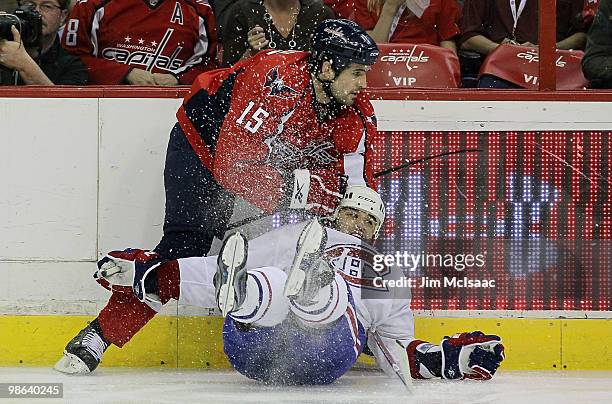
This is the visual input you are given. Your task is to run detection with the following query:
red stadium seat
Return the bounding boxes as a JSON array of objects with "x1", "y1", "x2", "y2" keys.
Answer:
[
  {"x1": 367, "y1": 43, "x2": 461, "y2": 89},
  {"x1": 478, "y1": 44, "x2": 588, "y2": 90}
]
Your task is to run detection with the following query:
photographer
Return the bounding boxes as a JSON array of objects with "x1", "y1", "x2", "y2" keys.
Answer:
[{"x1": 0, "y1": 0, "x2": 86, "y2": 85}]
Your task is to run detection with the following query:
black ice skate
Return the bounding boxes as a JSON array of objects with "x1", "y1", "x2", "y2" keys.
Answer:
[
  {"x1": 284, "y1": 219, "x2": 333, "y2": 305},
  {"x1": 214, "y1": 231, "x2": 249, "y2": 317},
  {"x1": 54, "y1": 319, "x2": 109, "y2": 375}
]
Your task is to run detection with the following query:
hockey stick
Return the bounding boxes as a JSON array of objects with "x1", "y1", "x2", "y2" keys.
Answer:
[
  {"x1": 373, "y1": 149, "x2": 482, "y2": 178},
  {"x1": 226, "y1": 149, "x2": 482, "y2": 231},
  {"x1": 227, "y1": 212, "x2": 270, "y2": 231},
  {"x1": 369, "y1": 331, "x2": 414, "y2": 393},
  {"x1": 531, "y1": 141, "x2": 611, "y2": 193}
]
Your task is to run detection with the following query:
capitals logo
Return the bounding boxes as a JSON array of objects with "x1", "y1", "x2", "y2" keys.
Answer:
[
  {"x1": 324, "y1": 243, "x2": 391, "y2": 291},
  {"x1": 323, "y1": 27, "x2": 348, "y2": 42},
  {"x1": 380, "y1": 47, "x2": 429, "y2": 72},
  {"x1": 264, "y1": 67, "x2": 300, "y2": 99},
  {"x1": 264, "y1": 133, "x2": 337, "y2": 167},
  {"x1": 101, "y1": 28, "x2": 184, "y2": 72}
]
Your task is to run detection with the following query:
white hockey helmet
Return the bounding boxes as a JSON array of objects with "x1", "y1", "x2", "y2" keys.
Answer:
[{"x1": 335, "y1": 185, "x2": 385, "y2": 238}]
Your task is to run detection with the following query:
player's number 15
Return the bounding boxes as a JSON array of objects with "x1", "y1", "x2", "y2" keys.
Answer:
[{"x1": 237, "y1": 101, "x2": 270, "y2": 134}]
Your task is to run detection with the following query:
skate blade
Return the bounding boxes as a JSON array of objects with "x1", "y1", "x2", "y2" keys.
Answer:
[
  {"x1": 284, "y1": 220, "x2": 325, "y2": 297},
  {"x1": 53, "y1": 351, "x2": 91, "y2": 375},
  {"x1": 218, "y1": 284, "x2": 235, "y2": 317},
  {"x1": 218, "y1": 233, "x2": 247, "y2": 317}
]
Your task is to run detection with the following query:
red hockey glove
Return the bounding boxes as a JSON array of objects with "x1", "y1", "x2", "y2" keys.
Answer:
[{"x1": 288, "y1": 169, "x2": 347, "y2": 217}]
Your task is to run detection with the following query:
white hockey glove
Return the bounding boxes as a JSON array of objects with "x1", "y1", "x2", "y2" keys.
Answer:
[
  {"x1": 288, "y1": 169, "x2": 347, "y2": 216},
  {"x1": 94, "y1": 248, "x2": 164, "y2": 311}
]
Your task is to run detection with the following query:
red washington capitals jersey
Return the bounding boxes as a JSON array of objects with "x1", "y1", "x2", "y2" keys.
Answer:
[
  {"x1": 177, "y1": 49, "x2": 378, "y2": 212},
  {"x1": 61, "y1": 0, "x2": 217, "y2": 84}
]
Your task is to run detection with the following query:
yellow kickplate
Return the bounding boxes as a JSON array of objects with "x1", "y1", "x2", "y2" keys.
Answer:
[
  {"x1": 177, "y1": 317, "x2": 230, "y2": 369},
  {"x1": 0, "y1": 316, "x2": 94, "y2": 366},
  {"x1": 561, "y1": 319, "x2": 612, "y2": 370},
  {"x1": 411, "y1": 318, "x2": 562, "y2": 370},
  {"x1": 0, "y1": 316, "x2": 177, "y2": 368},
  {"x1": 0, "y1": 315, "x2": 610, "y2": 370},
  {"x1": 103, "y1": 317, "x2": 177, "y2": 368}
]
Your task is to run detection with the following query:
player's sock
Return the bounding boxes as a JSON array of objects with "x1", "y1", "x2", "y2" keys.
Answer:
[
  {"x1": 406, "y1": 340, "x2": 442, "y2": 379},
  {"x1": 290, "y1": 272, "x2": 348, "y2": 326},
  {"x1": 156, "y1": 259, "x2": 181, "y2": 303},
  {"x1": 97, "y1": 291, "x2": 157, "y2": 347},
  {"x1": 54, "y1": 260, "x2": 182, "y2": 375},
  {"x1": 230, "y1": 268, "x2": 289, "y2": 327},
  {"x1": 54, "y1": 319, "x2": 110, "y2": 374}
]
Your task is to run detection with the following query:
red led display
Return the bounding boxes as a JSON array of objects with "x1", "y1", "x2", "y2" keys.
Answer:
[{"x1": 371, "y1": 131, "x2": 611, "y2": 311}]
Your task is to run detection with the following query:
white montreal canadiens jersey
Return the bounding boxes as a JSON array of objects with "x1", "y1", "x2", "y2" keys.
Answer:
[
  {"x1": 177, "y1": 221, "x2": 415, "y2": 376},
  {"x1": 231, "y1": 222, "x2": 415, "y2": 342}
]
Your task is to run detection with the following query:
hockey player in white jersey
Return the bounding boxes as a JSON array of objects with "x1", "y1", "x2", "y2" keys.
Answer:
[{"x1": 56, "y1": 185, "x2": 505, "y2": 384}]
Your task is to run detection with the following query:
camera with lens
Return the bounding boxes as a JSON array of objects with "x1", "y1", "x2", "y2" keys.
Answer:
[{"x1": 0, "y1": 3, "x2": 43, "y2": 48}]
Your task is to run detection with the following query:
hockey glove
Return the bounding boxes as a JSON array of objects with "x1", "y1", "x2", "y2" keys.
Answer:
[
  {"x1": 94, "y1": 248, "x2": 164, "y2": 311},
  {"x1": 441, "y1": 331, "x2": 505, "y2": 380},
  {"x1": 406, "y1": 339, "x2": 443, "y2": 379},
  {"x1": 288, "y1": 169, "x2": 347, "y2": 216},
  {"x1": 407, "y1": 332, "x2": 505, "y2": 381}
]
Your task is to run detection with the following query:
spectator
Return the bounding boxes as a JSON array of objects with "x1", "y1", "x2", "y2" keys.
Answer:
[
  {"x1": 61, "y1": 0, "x2": 218, "y2": 85},
  {"x1": 583, "y1": 0, "x2": 612, "y2": 87},
  {"x1": 460, "y1": 0, "x2": 587, "y2": 56},
  {"x1": 209, "y1": 0, "x2": 235, "y2": 41},
  {"x1": 324, "y1": 0, "x2": 355, "y2": 19},
  {"x1": 582, "y1": 0, "x2": 599, "y2": 26},
  {"x1": 355, "y1": 0, "x2": 460, "y2": 53},
  {"x1": 0, "y1": 0, "x2": 87, "y2": 85},
  {"x1": 222, "y1": 0, "x2": 333, "y2": 66}
]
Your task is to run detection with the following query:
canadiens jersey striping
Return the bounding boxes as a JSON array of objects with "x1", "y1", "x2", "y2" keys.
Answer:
[
  {"x1": 62, "y1": 0, "x2": 218, "y2": 84},
  {"x1": 177, "y1": 49, "x2": 379, "y2": 212},
  {"x1": 177, "y1": 221, "x2": 415, "y2": 377}
]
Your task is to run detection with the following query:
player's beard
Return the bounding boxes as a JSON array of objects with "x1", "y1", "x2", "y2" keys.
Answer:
[{"x1": 315, "y1": 79, "x2": 348, "y2": 121}]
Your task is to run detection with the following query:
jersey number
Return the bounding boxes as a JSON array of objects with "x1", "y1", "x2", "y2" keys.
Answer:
[
  {"x1": 65, "y1": 19, "x2": 79, "y2": 46},
  {"x1": 237, "y1": 101, "x2": 270, "y2": 133}
]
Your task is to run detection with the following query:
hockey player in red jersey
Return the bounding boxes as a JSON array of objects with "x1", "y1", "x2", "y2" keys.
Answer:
[
  {"x1": 51, "y1": 20, "x2": 383, "y2": 375},
  {"x1": 153, "y1": 19, "x2": 381, "y2": 259},
  {"x1": 61, "y1": 0, "x2": 218, "y2": 85},
  {"x1": 55, "y1": 186, "x2": 505, "y2": 384}
]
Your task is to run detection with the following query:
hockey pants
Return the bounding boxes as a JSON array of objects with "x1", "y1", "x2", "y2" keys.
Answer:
[{"x1": 154, "y1": 123, "x2": 234, "y2": 259}]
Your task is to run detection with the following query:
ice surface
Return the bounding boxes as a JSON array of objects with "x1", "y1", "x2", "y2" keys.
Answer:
[{"x1": 0, "y1": 368, "x2": 610, "y2": 404}]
